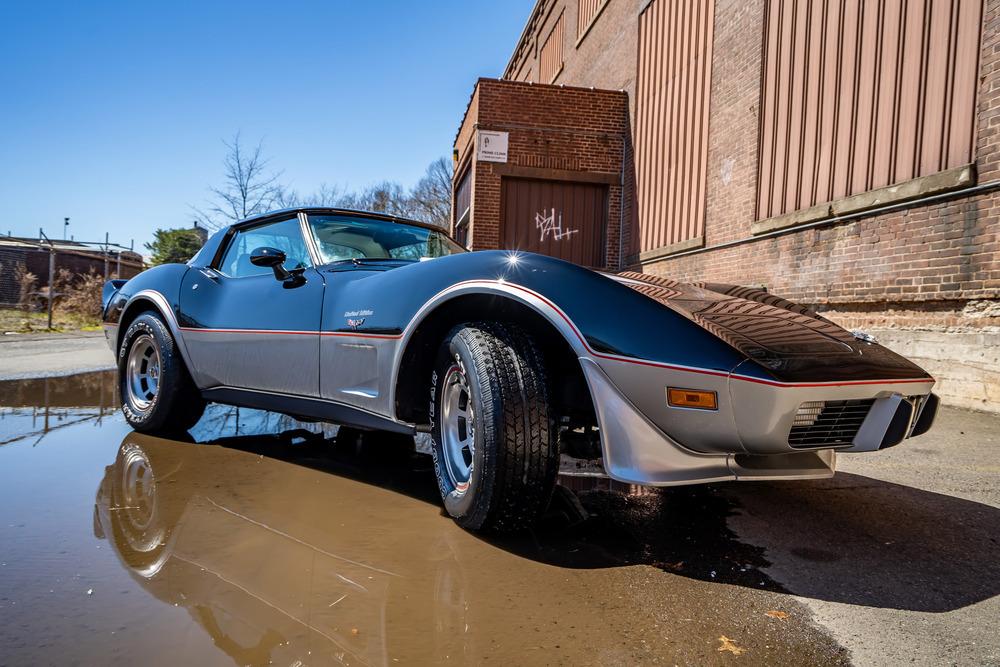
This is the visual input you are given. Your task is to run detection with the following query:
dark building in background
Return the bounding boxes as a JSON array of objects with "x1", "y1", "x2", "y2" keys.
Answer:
[
  {"x1": 453, "y1": 0, "x2": 998, "y2": 412},
  {"x1": 0, "y1": 236, "x2": 144, "y2": 306}
]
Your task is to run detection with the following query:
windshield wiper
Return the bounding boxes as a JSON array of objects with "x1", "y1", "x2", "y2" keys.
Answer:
[
  {"x1": 323, "y1": 257, "x2": 415, "y2": 270},
  {"x1": 349, "y1": 257, "x2": 413, "y2": 265}
]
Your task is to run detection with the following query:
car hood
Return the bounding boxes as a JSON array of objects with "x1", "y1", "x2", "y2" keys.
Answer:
[
  {"x1": 609, "y1": 272, "x2": 856, "y2": 358},
  {"x1": 606, "y1": 271, "x2": 930, "y2": 382}
]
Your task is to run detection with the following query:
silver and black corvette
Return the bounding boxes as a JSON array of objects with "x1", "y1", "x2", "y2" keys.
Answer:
[{"x1": 102, "y1": 207, "x2": 938, "y2": 531}]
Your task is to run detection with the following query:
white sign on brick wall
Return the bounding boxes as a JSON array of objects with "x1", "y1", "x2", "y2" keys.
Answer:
[{"x1": 477, "y1": 130, "x2": 509, "y2": 163}]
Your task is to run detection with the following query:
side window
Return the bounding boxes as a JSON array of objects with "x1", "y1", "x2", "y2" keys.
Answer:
[{"x1": 218, "y1": 217, "x2": 313, "y2": 278}]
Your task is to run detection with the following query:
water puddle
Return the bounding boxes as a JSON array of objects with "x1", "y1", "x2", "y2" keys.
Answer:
[{"x1": 0, "y1": 371, "x2": 847, "y2": 665}]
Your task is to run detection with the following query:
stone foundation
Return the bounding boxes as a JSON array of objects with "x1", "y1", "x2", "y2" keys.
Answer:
[{"x1": 823, "y1": 302, "x2": 1000, "y2": 413}]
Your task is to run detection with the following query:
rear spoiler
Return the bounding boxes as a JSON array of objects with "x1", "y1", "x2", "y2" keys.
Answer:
[{"x1": 101, "y1": 279, "x2": 128, "y2": 315}]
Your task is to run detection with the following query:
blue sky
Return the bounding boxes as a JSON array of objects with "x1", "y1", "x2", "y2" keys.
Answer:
[{"x1": 0, "y1": 1, "x2": 527, "y2": 252}]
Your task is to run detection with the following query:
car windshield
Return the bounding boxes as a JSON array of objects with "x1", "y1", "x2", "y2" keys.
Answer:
[{"x1": 306, "y1": 214, "x2": 465, "y2": 264}]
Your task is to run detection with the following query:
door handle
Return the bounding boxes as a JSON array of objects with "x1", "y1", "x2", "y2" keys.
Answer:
[{"x1": 198, "y1": 268, "x2": 221, "y2": 283}]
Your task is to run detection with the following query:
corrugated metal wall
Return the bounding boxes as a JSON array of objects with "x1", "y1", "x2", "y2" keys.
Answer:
[
  {"x1": 757, "y1": 0, "x2": 983, "y2": 220},
  {"x1": 540, "y1": 12, "x2": 565, "y2": 83},
  {"x1": 634, "y1": 0, "x2": 715, "y2": 255},
  {"x1": 577, "y1": 0, "x2": 605, "y2": 37}
]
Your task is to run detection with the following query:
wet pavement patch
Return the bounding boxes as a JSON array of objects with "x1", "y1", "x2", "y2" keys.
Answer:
[{"x1": 0, "y1": 371, "x2": 848, "y2": 665}]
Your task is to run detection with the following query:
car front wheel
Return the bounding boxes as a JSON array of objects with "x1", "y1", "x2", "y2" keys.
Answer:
[
  {"x1": 430, "y1": 322, "x2": 558, "y2": 532},
  {"x1": 118, "y1": 312, "x2": 205, "y2": 433}
]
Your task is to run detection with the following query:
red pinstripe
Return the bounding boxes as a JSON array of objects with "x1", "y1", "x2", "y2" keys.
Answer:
[
  {"x1": 175, "y1": 280, "x2": 935, "y2": 390},
  {"x1": 178, "y1": 327, "x2": 399, "y2": 340}
]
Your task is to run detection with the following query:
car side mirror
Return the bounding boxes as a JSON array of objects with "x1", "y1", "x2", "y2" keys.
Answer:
[{"x1": 250, "y1": 247, "x2": 291, "y2": 281}]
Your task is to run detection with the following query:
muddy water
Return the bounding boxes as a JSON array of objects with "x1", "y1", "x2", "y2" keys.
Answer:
[{"x1": 0, "y1": 372, "x2": 847, "y2": 666}]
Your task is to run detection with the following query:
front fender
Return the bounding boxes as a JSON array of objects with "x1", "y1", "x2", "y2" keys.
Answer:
[
  {"x1": 102, "y1": 263, "x2": 192, "y2": 368},
  {"x1": 335, "y1": 251, "x2": 746, "y2": 373},
  {"x1": 361, "y1": 252, "x2": 747, "y2": 451}
]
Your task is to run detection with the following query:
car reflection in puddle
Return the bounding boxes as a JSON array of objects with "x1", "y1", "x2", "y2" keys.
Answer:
[{"x1": 93, "y1": 427, "x2": 485, "y2": 666}]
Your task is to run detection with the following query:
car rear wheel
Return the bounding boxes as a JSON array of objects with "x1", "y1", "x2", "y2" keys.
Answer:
[
  {"x1": 118, "y1": 312, "x2": 205, "y2": 433},
  {"x1": 430, "y1": 322, "x2": 558, "y2": 532}
]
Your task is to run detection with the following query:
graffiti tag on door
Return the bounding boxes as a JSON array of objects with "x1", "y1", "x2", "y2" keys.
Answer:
[{"x1": 535, "y1": 208, "x2": 578, "y2": 242}]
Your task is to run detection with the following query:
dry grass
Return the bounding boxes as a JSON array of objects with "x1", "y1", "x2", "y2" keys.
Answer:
[
  {"x1": 0, "y1": 307, "x2": 101, "y2": 333},
  {"x1": 53, "y1": 268, "x2": 105, "y2": 321},
  {"x1": 15, "y1": 265, "x2": 38, "y2": 306},
  {"x1": 3, "y1": 267, "x2": 107, "y2": 333}
]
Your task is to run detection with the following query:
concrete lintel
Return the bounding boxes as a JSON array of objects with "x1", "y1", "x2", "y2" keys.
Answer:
[
  {"x1": 493, "y1": 163, "x2": 621, "y2": 185},
  {"x1": 751, "y1": 202, "x2": 832, "y2": 235},
  {"x1": 831, "y1": 164, "x2": 975, "y2": 216},
  {"x1": 638, "y1": 236, "x2": 705, "y2": 264},
  {"x1": 751, "y1": 164, "x2": 976, "y2": 236}
]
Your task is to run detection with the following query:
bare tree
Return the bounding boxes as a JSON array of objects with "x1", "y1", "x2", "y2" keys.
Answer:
[
  {"x1": 193, "y1": 140, "x2": 451, "y2": 231},
  {"x1": 275, "y1": 182, "x2": 346, "y2": 209},
  {"x1": 407, "y1": 157, "x2": 453, "y2": 228},
  {"x1": 339, "y1": 181, "x2": 412, "y2": 217},
  {"x1": 305, "y1": 183, "x2": 347, "y2": 207},
  {"x1": 193, "y1": 132, "x2": 283, "y2": 230},
  {"x1": 332, "y1": 159, "x2": 452, "y2": 225}
]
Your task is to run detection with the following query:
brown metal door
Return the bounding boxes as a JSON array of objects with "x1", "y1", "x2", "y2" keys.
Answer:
[{"x1": 499, "y1": 177, "x2": 607, "y2": 267}]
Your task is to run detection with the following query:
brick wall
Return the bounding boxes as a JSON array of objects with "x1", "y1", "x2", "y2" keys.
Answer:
[
  {"x1": 453, "y1": 79, "x2": 629, "y2": 267},
  {"x1": 496, "y1": 0, "x2": 1000, "y2": 310},
  {"x1": 474, "y1": 0, "x2": 1000, "y2": 410},
  {"x1": 980, "y1": 0, "x2": 1000, "y2": 184},
  {"x1": 507, "y1": 1, "x2": 640, "y2": 104},
  {"x1": 639, "y1": 0, "x2": 1000, "y2": 313},
  {"x1": 700, "y1": 0, "x2": 764, "y2": 249},
  {"x1": 644, "y1": 194, "x2": 999, "y2": 306}
]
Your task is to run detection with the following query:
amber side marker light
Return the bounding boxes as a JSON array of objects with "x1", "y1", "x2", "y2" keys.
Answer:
[{"x1": 667, "y1": 388, "x2": 718, "y2": 410}]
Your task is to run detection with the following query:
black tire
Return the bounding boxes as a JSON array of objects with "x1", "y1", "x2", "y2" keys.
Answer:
[
  {"x1": 429, "y1": 322, "x2": 558, "y2": 532},
  {"x1": 118, "y1": 312, "x2": 205, "y2": 433}
]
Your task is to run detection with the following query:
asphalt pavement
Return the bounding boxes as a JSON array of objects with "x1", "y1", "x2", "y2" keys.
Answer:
[
  {"x1": 0, "y1": 337, "x2": 997, "y2": 665},
  {"x1": 0, "y1": 330, "x2": 114, "y2": 380},
  {"x1": 723, "y1": 406, "x2": 1000, "y2": 665}
]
